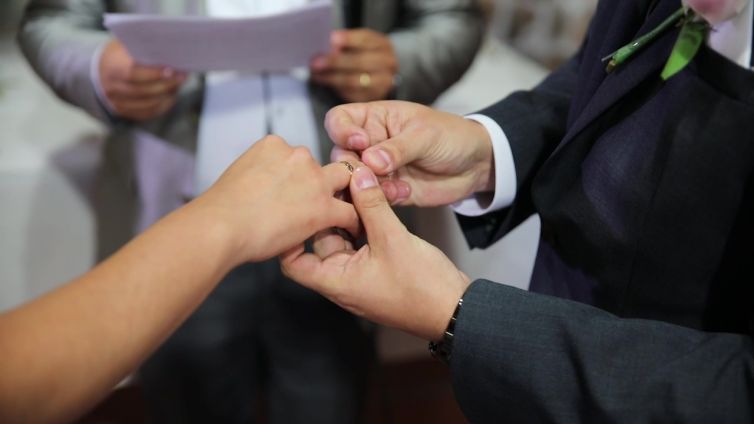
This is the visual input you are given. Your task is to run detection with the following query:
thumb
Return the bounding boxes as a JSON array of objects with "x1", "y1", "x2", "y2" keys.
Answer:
[
  {"x1": 360, "y1": 127, "x2": 434, "y2": 176},
  {"x1": 350, "y1": 166, "x2": 407, "y2": 250},
  {"x1": 325, "y1": 104, "x2": 371, "y2": 151}
]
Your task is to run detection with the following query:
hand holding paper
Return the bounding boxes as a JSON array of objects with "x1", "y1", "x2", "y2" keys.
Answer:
[
  {"x1": 98, "y1": 40, "x2": 186, "y2": 121},
  {"x1": 311, "y1": 29, "x2": 398, "y2": 102}
]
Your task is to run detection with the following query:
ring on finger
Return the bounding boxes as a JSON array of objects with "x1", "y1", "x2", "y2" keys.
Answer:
[
  {"x1": 340, "y1": 160, "x2": 354, "y2": 175},
  {"x1": 359, "y1": 72, "x2": 371, "y2": 88}
]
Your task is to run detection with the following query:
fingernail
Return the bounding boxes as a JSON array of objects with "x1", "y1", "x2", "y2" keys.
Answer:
[
  {"x1": 347, "y1": 133, "x2": 367, "y2": 150},
  {"x1": 331, "y1": 147, "x2": 355, "y2": 162},
  {"x1": 380, "y1": 181, "x2": 396, "y2": 199},
  {"x1": 162, "y1": 68, "x2": 175, "y2": 79},
  {"x1": 396, "y1": 181, "x2": 411, "y2": 200},
  {"x1": 354, "y1": 167, "x2": 377, "y2": 190},
  {"x1": 364, "y1": 148, "x2": 391, "y2": 172},
  {"x1": 330, "y1": 148, "x2": 345, "y2": 162}
]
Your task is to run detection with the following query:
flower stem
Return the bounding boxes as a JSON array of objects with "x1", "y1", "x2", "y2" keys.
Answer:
[{"x1": 603, "y1": 6, "x2": 687, "y2": 73}]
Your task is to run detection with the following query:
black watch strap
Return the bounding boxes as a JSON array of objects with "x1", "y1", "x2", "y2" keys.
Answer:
[{"x1": 428, "y1": 297, "x2": 464, "y2": 365}]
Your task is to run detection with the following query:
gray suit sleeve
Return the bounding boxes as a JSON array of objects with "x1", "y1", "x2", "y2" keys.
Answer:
[
  {"x1": 451, "y1": 279, "x2": 754, "y2": 423},
  {"x1": 389, "y1": 0, "x2": 484, "y2": 105},
  {"x1": 17, "y1": 0, "x2": 112, "y2": 121}
]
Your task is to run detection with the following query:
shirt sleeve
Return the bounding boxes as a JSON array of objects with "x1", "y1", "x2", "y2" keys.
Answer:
[
  {"x1": 452, "y1": 114, "x2": 517, "y2": 217},
  {"x1": 89, "y1": 42, "x2": 117, "y2": 115}
]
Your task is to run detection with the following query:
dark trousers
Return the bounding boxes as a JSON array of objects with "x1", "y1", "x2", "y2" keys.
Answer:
[{"x1": 139, "y1": 259, "x2": 373, "y2": 424}]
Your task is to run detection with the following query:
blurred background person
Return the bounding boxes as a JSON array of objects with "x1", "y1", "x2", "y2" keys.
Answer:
[
  {"x1": 16, "y1": 1, "x2": 483, "y2": 423},
  {"x1": 491, "y1": 0, "x2": 597, "y2": 69}
]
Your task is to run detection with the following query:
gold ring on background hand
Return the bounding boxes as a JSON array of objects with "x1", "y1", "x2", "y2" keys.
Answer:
[
  {"x1": 359, "y1": 72, "x2": 371, "y2": 88},
  {"x1": 340, "y1": 161, "x2": 354, "y2": 175}
]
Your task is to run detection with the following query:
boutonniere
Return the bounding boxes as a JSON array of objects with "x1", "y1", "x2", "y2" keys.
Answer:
[{"x1": 602, "y1": 0, "x2": 750, "y2": 80}]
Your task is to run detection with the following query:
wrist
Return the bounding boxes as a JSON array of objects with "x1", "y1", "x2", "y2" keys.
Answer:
[
  {"x1": 180, "y1": 199, "x2": 246, "y2": 272},
  {"x1": 428, "y1": 278, "x2": 471, "y2": 365},
  {"x1": 429, "y1": 273, "x2": 471, "y2": 342}
]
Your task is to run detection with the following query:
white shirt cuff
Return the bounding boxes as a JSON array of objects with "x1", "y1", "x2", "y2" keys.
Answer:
[
  {"x1": 452, "y1": 114, "x2": 517, "y2": 217},
  {"x1": 90, "y1": 42, "x2": 117, "y2": 114}
]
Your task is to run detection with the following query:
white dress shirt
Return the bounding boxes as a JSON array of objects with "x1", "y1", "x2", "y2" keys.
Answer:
[{"x1": 454, "y1": 2, "x2": 754, "y2": 216}]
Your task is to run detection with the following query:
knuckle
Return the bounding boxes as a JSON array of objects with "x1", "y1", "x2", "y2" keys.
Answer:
[
  {"x1": 292, "y1": 145, "x2": 311, "y2": 157},
  {"x1": 353, "y1": 56, "x2": 367, "y2": 70},
  {"x1": 291, "y1": 146, "x2": 315, "y2": 164},
  {"x1": 259, "y1": 134, "x2": 284, "y2": 150},
  {"x1": 103, "y1": 87, "x2": 117, "y2": 98},
  {"x1": 376, "y1": 143, "x2": 399, "y2": 165}
]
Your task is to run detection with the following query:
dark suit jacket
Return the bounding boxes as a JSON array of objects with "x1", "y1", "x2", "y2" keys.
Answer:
[{"x1": 453, "y1": 0, "x2": 754, "y2": 422}]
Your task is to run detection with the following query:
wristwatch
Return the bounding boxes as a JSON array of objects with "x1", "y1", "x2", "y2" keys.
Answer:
[{"x1": 428, "y1": 297, "x2": 464, "y2": 365}]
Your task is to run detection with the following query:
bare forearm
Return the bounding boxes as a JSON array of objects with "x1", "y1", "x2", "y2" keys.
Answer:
[
  {"x1": 0, "y1": 202, "x2": 237, "y2": 423},
  {"x1": 0, "y1": 135, "x2": 357, "y2": 423}
]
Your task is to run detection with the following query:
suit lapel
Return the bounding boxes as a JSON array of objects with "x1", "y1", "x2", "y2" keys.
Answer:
[{"x1": 560, "y1": 0, "x2": 682, "y2": 147}]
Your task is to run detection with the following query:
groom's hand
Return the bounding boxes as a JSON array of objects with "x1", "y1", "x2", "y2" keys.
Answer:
[
  {"x1": 281, "y1": 165, "x2": 470, "y2": 341},
  {"x1": 325, "y1": 101, "x2": 496, "y2": 207}
]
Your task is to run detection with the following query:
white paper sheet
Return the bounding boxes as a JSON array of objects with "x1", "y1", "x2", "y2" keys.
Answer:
[{"x1": 103, "y1": 1, "x2": 332, "y2": 72}]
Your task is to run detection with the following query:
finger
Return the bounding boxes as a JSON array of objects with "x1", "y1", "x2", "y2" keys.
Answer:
[
  {"x1": 161, "y1": 68, "x2": 188, "y2": 81},
  {"x1": 327, "y1": 199, "x2": 361, "y2": 239},
  {"x1": 350, "y1": 166, "x2": 406, "y2": 250},
  {"x1": 311, "y1": 70, "x2": 392, "y2": 94},
  {"x1": 322, "y1": 161, "x2": 354, "y2": 192},
  {"x1": 330, "y1": 147, "x2": 361, "y2": 163},
  {"x1": 113, "y1": 95, "x2": 165, "y2": 111},
  {"x1": 152, "y1": 96, "x2": 178, "y2": 117},
  {"x1": 107, "y1": 82, "x2": 179, "y2": 102},
  {"x1": 312, "y1": 230, "x2": 354, "y2": 259},
  {"x1": 109, "y1": 78, "x2": 183, "y2": 99},
  {"x1": 359, "y1": 126, "x2": 436, "y2": 175},
  {"x1": 280, "y1": 244, "x2": 335, "y2": 293},
  {"x1": 126, "y1": 65, "x2": 170, "y2": 83},
  {"x1": 331, "y1": 29, "x2": 389, "y2": 51},
  {"x1": 114, "y1": 95, "x2": 176, "y2": 121},
  {"x1": 280, "y1": 244, "x2": 318, "y2": 284},
  {"x1": 314, "y1": 51, "x2": 396, "y2": 73},
  {"x1": 324, "y1": 104, "x2": 371, "y2": 150},
  {"x1": 380, "y1": 179, "x2": 412, "y2": 205}
]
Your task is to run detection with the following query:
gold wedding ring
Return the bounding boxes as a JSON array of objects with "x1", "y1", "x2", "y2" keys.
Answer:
[
  {"x1": 340, "y1": 161, "x2": 354, "y2": 175},
  {"x1": 359, "y1": 72, "x2": 372, "y2": 88}
]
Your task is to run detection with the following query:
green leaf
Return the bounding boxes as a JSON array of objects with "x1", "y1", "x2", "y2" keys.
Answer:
[{"x1": 661, "y1": 20, "x2": 708, "y2": 81}]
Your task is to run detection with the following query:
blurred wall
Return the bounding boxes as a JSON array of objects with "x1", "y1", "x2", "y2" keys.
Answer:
[
  {"x1": 0, "y1": 0, "x2": 27, "y2": 32},
  {"x1": 492, "y1": 0, "x2": 597, "y2": 68},
  {"x1": 0, "y1": 1, "x2": 106, "y2": 311}
]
